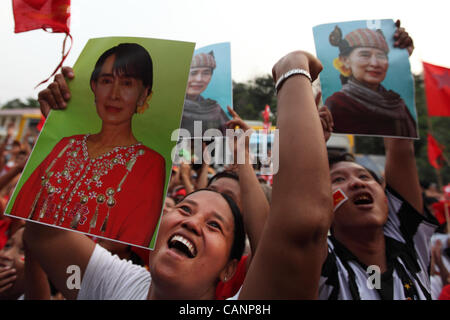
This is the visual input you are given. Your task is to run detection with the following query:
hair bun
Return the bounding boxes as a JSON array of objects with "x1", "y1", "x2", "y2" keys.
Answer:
[{"x1": 329, "y1": 26, "x2": 342, "y2": 47}]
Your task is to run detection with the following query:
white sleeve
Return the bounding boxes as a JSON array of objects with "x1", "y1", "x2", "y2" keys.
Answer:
[
  {"x1": 431, "y1": 275, "x2": 443, "y2": 300},
  {"x1": 77, "y1": 244, "x2": 151, "y2": 300}
]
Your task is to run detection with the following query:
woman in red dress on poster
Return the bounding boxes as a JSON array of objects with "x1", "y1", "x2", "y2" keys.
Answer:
[{"x1": 10, "y1": 43, "x2": 166, "y2": 248}]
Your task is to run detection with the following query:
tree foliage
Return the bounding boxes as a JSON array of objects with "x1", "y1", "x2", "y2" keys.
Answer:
[
  {"x1": 1, "y1": 98, "x2": 39, "y2": 109},
  {"x1": 233, "y1": 74, "x2": 276, "y2": 121}
]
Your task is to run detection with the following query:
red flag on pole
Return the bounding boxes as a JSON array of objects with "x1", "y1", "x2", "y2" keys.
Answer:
[
  {"x1": 427, "y1": 133, "x2": 445, "y2": 169},
  {"x1": 12, "y1": 0, "x2": 72, "y2": 87},
  {"x1": 423, "y1": 62, "x2": 450, "y2": 117}
]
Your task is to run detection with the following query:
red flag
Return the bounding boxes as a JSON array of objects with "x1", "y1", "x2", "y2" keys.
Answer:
[
  {"x1": 12, "y1": 0, "x2": 72, "y2": 87},
  {"x1": 333, "y1": 188, "x2": 348, "y2": 212},
  {"x1": 427, "y1": 133, "x2": 445, "y2": 169},
  {"x1": 262, "y1": 104, "x2": 271, "y2": 123},
  {"x1": 262, "y1": 104, "x2": 271, "y2": 133},
  {"x1": 13, "y1": 0, "x2": 71, "y2": 33},
  {"x1": 423, "y1": 62, "x2": 450, "y2": 117}
]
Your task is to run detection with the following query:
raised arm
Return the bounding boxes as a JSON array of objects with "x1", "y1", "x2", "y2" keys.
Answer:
[
  {"x1": 23, "y1": 222, "x2": 95, "y2": 300},
  {"x1": 24, "y1": 244, "x2": 51, "y2": 300},
  {"x1": 180, "y1": 162, "x2": 195, "y2": 194},
  {"x1": 195, "y1": 143, "x2": 210, "y2": 190},
  {"x1": 384, "y1": 138, "x2": 423, "y2": 213},
  {"x1": 383, "y1": 21, "x2": 422, "y2": 213},
  {"x1": 226, "y1": 107, "x2": 270, "y2": 256},
  {"x1": 239, "y1": 51, "x2": 332, "y2": 299}
]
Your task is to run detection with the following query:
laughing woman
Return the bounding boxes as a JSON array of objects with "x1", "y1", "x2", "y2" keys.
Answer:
[
  {"x1": 11, "y1": 43, "x2": 165, "y2": 248},
  {"x1": 23, "y1": 48, "x2": 331, "y2": 300}
]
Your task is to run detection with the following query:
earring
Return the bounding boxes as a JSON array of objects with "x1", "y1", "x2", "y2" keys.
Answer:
[
  {"x1": 136, "y1": 91, "x2": 153, "y2": 114},
  {"x1": 136, "y1": 100, "x2": 149, "y2": 114}
]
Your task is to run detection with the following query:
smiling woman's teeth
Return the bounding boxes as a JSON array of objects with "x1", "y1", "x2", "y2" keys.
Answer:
[{"x1": 169, "y1": 234, "x2": 196, "y2": 258}]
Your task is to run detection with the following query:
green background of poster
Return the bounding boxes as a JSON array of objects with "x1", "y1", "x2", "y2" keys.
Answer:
[{"x1": 6, "y1": 36, "x2": 195, "y2": 249}]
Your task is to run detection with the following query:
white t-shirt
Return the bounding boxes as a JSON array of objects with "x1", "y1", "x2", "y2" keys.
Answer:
[{"x1": 77, "y1": 244, "x2": 151, "y2": 300}]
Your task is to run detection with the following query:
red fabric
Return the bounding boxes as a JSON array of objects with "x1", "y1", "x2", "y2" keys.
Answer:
[
  {"x1": 131, "y1": 246, "x2": 150, "y2": 266},
  {"x1": 326, "y1": 91, "x2": 417, "y2": 138},
  {"x1": 13, "y1": 0, "x2": 70, "y2": 33},
  {"x1": 0, "y1": 219, "x2": 11, "y2": 250},
  {"x1": 432, "y1": 201, "x2": 450, "y2": 225},
  {"x1": 423, "y1": 62, "x2": 450, "y2": 117},
  {"x1": 439, "y1": 284, "x2": 450, "y2": 300},
  {"x1": 427, "y1": 133, "x2": 445, "y2": 169},
  {"x1": 10, "y1": 134, "x2": 166, "y2": 248},
  {"x1": 215, "y1": 254, "x2": 249, "y2": 300}
]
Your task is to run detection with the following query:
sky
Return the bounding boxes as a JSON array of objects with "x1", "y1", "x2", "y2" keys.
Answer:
[{"x1": 1, "y1": 0, "x2": 449, "y2": 104}]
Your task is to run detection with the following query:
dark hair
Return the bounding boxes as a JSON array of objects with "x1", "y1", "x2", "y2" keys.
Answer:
[
  {"x1": 328, "y1": 151, "x2": 383, "y2": 185},
  {"x1": 185, "y1": 189, "x2": 245, "y2": 262},
  {"x1": 207, "y1": 170, "x2": 239, "y2": 187},
  {"x1": 90, "y1": 43, "x2": 153, "y2": 92}
]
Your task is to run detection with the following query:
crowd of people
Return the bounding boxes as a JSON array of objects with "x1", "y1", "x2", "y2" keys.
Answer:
[{"x1": 1, "y1": 21, "x2": 450, "y2": 300}]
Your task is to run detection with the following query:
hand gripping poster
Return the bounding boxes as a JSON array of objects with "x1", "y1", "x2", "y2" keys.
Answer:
[
  {"x1": 5, "y1": 37, "x2": 195, "y2": 250},
  {"x1": 313, "y1": 19, "x2": 418, "y2": 139}
]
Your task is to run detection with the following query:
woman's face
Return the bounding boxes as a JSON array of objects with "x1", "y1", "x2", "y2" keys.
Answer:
[
  {"x1": 0, "y1": 228, "x2": 25, "y2": 299},
  {"x1": 91, "y1": 54, "x2": 149, "y2": 126},
  {"x1": 343, "y1": 47, "x2": 388, "y2": 89},
  {"x1": 330, "y1": 162, "x2": 388, "y2": 233},
  {"x1": 149, "y1": 190, "x2": 236, "y2": 299},
  {"x1": 186, "y1": 67, "x2": 213, "y2": 98}
]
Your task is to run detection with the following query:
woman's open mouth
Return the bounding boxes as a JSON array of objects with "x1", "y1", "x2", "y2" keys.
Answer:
[
  {"x1": 352, "y1": 192, "x2": 374, "y2": 208},
  {"x1": 167, "y1": 234, "x2": 197, "y2": 259}
]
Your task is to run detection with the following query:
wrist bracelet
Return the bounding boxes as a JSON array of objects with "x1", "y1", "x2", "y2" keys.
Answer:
[{"x1": 275, "y1": 68, "x2": 312, "y2": 94}]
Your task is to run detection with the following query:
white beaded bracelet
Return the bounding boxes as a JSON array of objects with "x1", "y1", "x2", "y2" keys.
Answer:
[{"x1": 275, "y1": 68, "x2": 312, "y2": 94}]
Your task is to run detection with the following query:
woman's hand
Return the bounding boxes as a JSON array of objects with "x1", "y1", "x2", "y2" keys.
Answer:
[
  {"x1": 272, "y1": 51, "x2": 322, "y2": 87},
  {"x1": 226, "y1": 106, "x2": 253, "y2": 165},
  {"x1": 38, "y1": 67, "x2": 74, "y2": 117},
  {"x1": 0, "y1": 266, "x2": 17, "y2": 294},
  {"x1": 319, "y1": 105, "x2": 333, "y2": 143},
  {"x1": 315, "y1": 91, "x2": 334, "y2": 142},
  {"x1": 226, "y1": 106, "x2": 251, "y2": 132},
  {"x1": 394, "y1": 20, "x2": 414, "y2": 56}
]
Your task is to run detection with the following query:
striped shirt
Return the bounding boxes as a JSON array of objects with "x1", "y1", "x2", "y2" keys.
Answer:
[{"x1": 319, "y1": 186, "x2": 439, "y2": 300}]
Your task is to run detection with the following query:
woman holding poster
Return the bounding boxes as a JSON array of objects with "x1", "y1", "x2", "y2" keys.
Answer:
[
  {"x1": 10, "y1": 43, "x2": 166, "y2": 248},
  {"x1": 324, "y1": 21, "x2": 418, "y2": 138}
]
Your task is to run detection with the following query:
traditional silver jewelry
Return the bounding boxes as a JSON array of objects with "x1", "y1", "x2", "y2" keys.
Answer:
[{"x1": 275, "y1": 68, "x2": 312, "y2": 94}]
